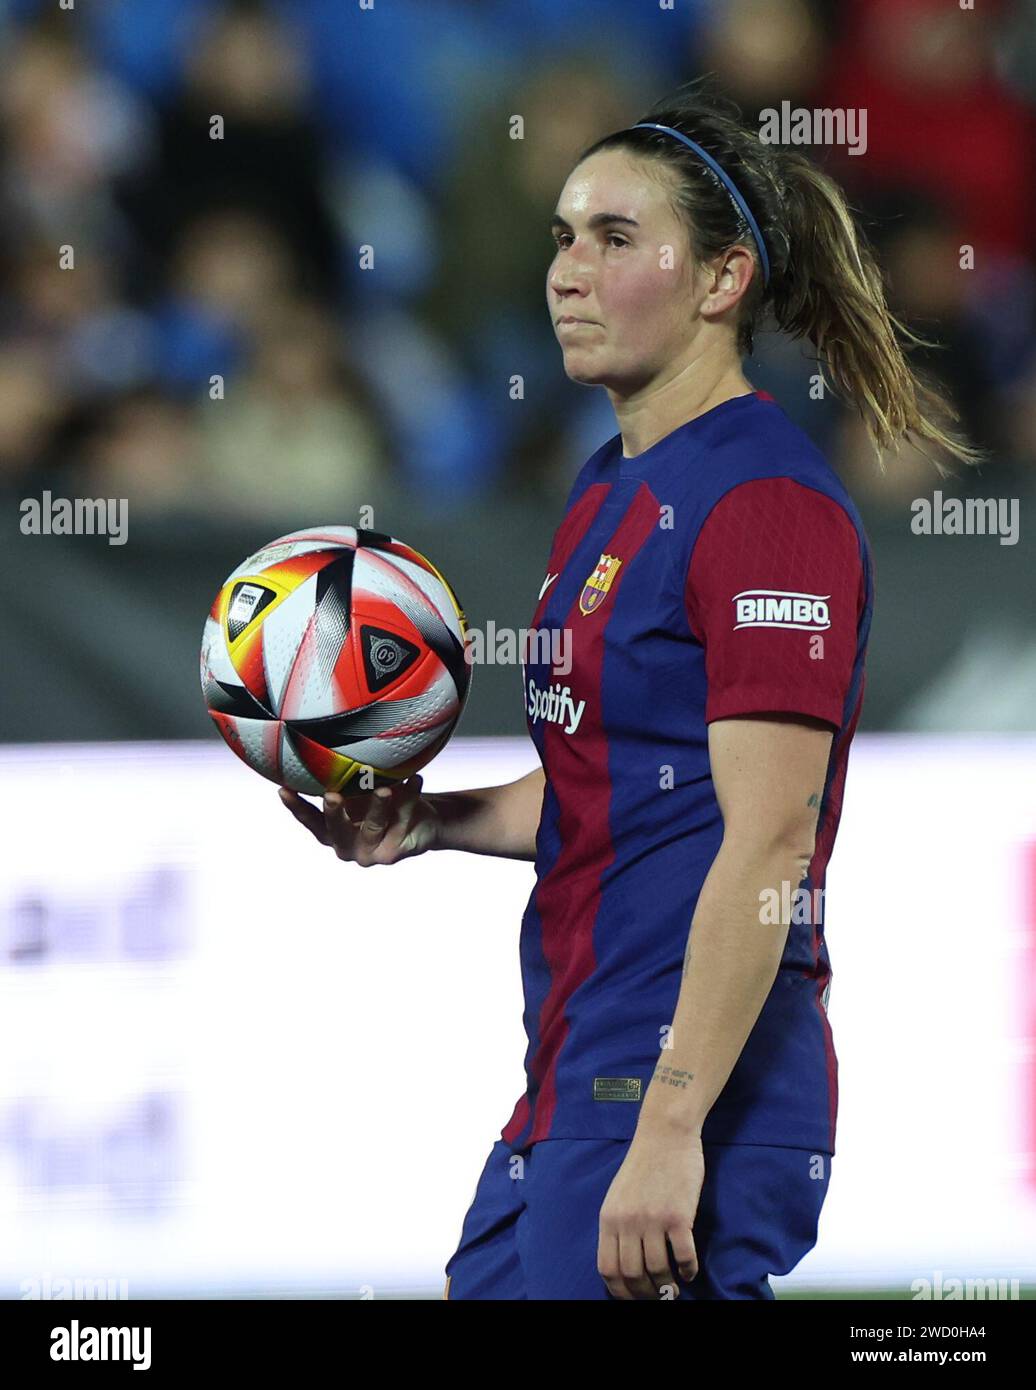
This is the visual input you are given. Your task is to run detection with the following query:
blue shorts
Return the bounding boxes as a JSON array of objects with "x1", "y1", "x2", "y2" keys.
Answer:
[{"x1": 444, "y1": 1137, "x2": 831, "y2": 1300}]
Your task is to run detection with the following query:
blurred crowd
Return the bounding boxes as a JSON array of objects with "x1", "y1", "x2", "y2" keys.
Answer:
[{"x1": 1, "y1": 0, "x2": 1035, "y2": 524}]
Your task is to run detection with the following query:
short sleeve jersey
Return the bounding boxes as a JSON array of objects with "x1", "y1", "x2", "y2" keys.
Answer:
[{"x1": 501, "y1": 391, "x2": 873, "y2": 1156}]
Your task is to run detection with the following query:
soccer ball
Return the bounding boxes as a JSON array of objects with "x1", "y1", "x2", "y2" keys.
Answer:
[{"x1": 200, "y1": 525, "x2": 470, "y2": 793}]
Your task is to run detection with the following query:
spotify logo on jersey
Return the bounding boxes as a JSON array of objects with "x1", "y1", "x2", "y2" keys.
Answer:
[{"x1": 526, "y1": 679, "x2": 586, "y2": 736}]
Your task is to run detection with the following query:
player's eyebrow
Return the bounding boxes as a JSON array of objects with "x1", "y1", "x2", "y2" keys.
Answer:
[{"x1": 550, "y1": 212, "x2": 640, "y2": 233}]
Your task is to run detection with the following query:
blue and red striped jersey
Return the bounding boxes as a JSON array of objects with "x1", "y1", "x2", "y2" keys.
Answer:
[{"x1": 501, "y1": 390, "x2": 873, "y2": 1155}]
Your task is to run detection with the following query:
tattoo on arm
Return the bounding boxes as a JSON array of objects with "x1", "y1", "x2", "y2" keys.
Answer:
[
  {"x1": 807, "y1": 792, "x2": 821, "y2": 809},
  {"x1": 656, "y1": 1064, "x2": 694, "y2": 1089}
]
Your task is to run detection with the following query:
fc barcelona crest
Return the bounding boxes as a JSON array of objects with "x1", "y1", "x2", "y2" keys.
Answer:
[{"x1": 579, "y1": 552, "x2": 622, "y2": 615}]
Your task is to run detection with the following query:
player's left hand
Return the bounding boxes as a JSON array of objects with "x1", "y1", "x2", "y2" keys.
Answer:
[{"x1": 597, "y1": 1126, "x2": 704, "y2": 1299}]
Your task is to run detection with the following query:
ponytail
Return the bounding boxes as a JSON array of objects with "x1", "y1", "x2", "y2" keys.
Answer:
[{"x1": 769, "y1": 151, "x2": 984, "y2": 474}]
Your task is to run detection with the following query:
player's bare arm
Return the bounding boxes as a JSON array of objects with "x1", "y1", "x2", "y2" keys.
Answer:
[
  {"x1": 279, "y1": 765, "x2": 545, "y2": 864},
  {"x1": 597, "y1": 713, "x2": 832, "y2": 1300}
]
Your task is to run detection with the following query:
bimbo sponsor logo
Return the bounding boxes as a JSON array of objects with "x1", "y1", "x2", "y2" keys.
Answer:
[{"x1": 733, "y1": 589, "x2": 831, "y2": 632}]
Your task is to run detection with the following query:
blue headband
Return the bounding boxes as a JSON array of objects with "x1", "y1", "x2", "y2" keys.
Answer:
[{"x1": 631, "y1": 122, "x2": 771, "y2": 287}]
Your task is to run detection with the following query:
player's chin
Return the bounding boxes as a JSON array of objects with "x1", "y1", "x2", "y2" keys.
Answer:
[{"x1": 559, "y1": 350, "x2": 609, "y2": 385}]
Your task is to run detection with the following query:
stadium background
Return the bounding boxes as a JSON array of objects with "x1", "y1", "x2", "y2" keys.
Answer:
[{"x1": 1, "y1": 0, "x2": 1034, "y2": 1299}]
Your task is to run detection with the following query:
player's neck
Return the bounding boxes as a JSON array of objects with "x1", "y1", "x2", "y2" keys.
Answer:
[{"x1": 611, "y1": 364, "x2": 754, "y2": 459}]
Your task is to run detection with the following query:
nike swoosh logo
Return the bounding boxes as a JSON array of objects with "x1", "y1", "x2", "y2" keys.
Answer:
[{"x1": 538, "y1": 573, "x2": 559, "y2": 600}]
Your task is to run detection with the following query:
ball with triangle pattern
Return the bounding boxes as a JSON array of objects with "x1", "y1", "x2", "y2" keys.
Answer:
[{"x1": 200, "y1": 526, "x2": 471, "y2": 793}]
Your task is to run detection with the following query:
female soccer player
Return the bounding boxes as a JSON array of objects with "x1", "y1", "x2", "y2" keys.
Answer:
[{"x1": 280, "y1": 82, "x2": 978, "y2": 1300}]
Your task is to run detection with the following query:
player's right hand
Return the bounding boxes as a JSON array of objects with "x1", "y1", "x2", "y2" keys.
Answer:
[{"x1": 278, "y1": 773, "x2": 440, "y2": 866}]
